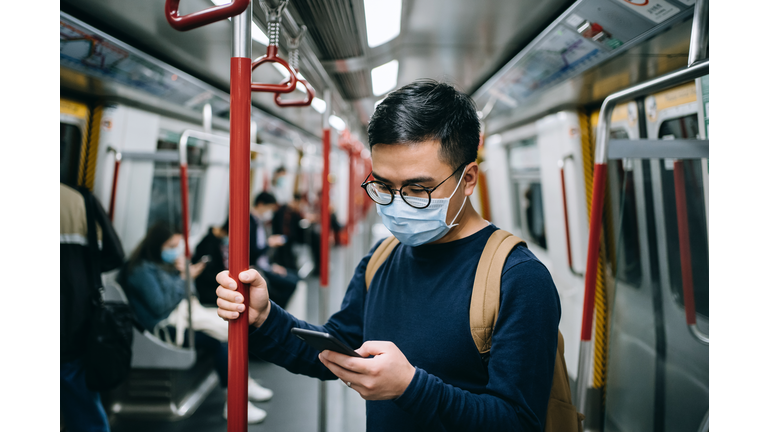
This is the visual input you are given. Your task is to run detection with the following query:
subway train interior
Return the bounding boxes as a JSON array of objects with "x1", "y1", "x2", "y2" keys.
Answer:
[{"x1": 48, "y1": 0, "x2": 738, "y2": 430}]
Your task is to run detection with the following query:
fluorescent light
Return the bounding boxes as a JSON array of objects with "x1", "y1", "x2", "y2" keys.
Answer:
[
  {"x1": 371, "y1": 59, "x2": 399, "y2": 96},
  {"x1": 311, "y1": 98, "x2": 326, "y2": 114},
  {"x1": 252, "y1": 22, "x2": 269, "y2": 45},
  {"x1": 329, "y1": 115, "x2": 346, "y2": 131},
  {"x1": 364, "y1": 0, "x2": 402, "y2": 48}
]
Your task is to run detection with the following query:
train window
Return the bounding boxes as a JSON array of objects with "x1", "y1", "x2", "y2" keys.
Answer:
[
  {"x1": 609, "y1": 129, "x2": 643, "y2": 288},
  {"x1": 146, "y1": 131, "x2": 207, "y2": 232},
  {"x1": 655, "y1": 114, "x2": 708, "y2": 318},
  {"x1": 658, "y1": 113, "x2": 699, "y2": 139},
  {"x1": 508, "y1": 137, "x2": 547, "y2": 249},
  {"x1": 60, "y1": 122, "x2": 82, "y2": 186}
]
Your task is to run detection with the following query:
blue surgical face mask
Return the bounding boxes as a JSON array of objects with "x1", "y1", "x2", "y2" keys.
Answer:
[
  {"x1": 376, "y1": 166, "x2": 468, "y2": 247},
  {"x1": 161, "y1": 247, "x2": 179, "y2": 264},
  {"x1": 221, "y1": 236, "x2": 229, "y2": 246}
]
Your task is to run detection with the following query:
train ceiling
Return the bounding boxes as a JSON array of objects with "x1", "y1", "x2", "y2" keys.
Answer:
[{"x1": 60, "y1": 0, "x2": 700, "y2": 140}]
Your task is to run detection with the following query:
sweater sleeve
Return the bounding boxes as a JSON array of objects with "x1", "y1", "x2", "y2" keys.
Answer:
[
  {"x1": 392, "y1": 258, "x2": 561, "y2": 432},
  {"x1": 248, "y1": 240, "x2": 381, "y2": 380}
]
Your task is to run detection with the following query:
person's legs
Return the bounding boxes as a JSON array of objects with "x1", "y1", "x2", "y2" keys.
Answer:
[
  {"x1": 60, "y1": 359, "x2": 110, "y2": 432},
  {"x1": 193, "y1": 331, "x2": 228, "y2": 387}
]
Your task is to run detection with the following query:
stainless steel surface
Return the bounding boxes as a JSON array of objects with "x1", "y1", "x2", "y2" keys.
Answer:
[
  {"x1": 688, "y1": 0, "x2": 708, "y2": 66},
  {"x1": 576, "y1": 339, "x2": 591, "y2": 415},
  {"x1": 688, "y1": 324, "x2": 709, "y2": 345},
  {"x1": 595, "y1": 61, "x2": 709, "y2": 164},
  {"x1": 232, "y1": 0, "x2": 252, "y2": 58},
  {"x1": 131, "y1": 328, "x2": 197, "y2": 369},
  {"x1": 607, "y1": 139, "x2": 709, "y2": 160}
]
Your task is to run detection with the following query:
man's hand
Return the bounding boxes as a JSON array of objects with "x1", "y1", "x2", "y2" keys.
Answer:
[
  {"x1": 271, "y1": 263, "x2": 287, "y2": 276},
  {"x1": 318, "y1": 341, "x2": 416, "y2": 401},
  {"x1": 190, "y1": 262, "x2": 206, "y2": 279},
  {"x1": 215, "y1": 269, "x2": 271, "y2": 327},
  {"x1": 268, "y1": 234, "x2": 286, "y2": 248}
]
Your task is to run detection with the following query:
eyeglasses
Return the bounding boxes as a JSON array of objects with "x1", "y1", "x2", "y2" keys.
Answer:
[{"x1": 360, "y1": 163, "x2": 468, "y2": 209}]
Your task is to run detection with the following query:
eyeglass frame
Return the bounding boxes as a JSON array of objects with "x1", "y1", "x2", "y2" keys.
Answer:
[{"x1": 360, "y1": 162, "x2": 469, "y2": 209}]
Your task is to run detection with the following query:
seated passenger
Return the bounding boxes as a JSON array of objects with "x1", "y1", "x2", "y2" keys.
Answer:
[
  {"x1": 251, "y1": 192, "x2": 300, "y2": 309},
  {"x1": 118, "y1": 222, "x2": 272, "y2": 424},
  {"x1": 192, "y1": 219, "x2": 230, "y2": 307}
]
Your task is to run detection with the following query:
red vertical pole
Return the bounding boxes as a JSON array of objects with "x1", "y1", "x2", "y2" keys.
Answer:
[
  {"x1": 321, "y1": 127, "x2": 331, "y2": 286},
  {"x1": 674, "y1": 160, "x2": 697, "y2": 325},
  {"x1": 180, "y1": 164, "x2": 191, "y2": 259},
  {"x1": 227, "y1": 4, "x2": 252, "y2": 431},
  {"x1": 108, "y1": 155, "x2": 121, "y2": 222},
  {"x1": 560, "y1": 162, "x2": 574, "y2": 270}
]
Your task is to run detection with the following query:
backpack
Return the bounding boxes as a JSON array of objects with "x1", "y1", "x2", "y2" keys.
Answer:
[{"x1": 364, "y1": 230, "x2": 584, "y2": 432}]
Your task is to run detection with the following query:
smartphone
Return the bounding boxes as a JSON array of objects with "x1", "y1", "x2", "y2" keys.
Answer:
[
  {"x1": 200, "y1": 255, "x2": 211, "y2": 264},
  {"x1": 291, "y1": 328, "x2": 362, "y2": 358}
]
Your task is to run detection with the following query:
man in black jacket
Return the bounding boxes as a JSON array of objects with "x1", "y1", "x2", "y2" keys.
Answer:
[
  {"x1": 193, "y1": 220, "x2": 230, "y2": 306},
  {"x1": 60, "y1": 183, "x2": 125, "y2": 432}
]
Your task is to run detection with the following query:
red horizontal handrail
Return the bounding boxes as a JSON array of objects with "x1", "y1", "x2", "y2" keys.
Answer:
[{"x1": 165, "y1": 0, "x2": 250, "y2": 32}]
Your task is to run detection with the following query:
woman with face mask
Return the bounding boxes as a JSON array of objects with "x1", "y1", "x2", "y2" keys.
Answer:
[{"x1": 119, "y1": 222, "x2": 272, "y2": 424}]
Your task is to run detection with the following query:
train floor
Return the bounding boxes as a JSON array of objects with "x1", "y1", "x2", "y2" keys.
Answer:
[{"x1": 110, "y1": 248, "x2": 368, "y2": 432}]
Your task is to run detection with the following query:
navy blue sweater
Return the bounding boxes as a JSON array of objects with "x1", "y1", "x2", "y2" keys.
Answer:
[{"x1": 249, "y1": 224, "x2": 561, "y2": 431}]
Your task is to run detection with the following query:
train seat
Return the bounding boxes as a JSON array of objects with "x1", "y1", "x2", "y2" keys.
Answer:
[{"x1": 102, "y1": 272, "x2": 219, "y2": 421}]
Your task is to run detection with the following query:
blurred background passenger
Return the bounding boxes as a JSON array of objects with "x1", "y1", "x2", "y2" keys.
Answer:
[
  {"x1": 270, "y1": 165, "x2": 291, "y2": 204},
  {"x1": 251, "y1": 192, "x2": 299, "y2": 309},
  {"x1": 192, "y1": 219, "x2": 230, "y2": 306},
  {"x1": 271, "y1": 192, "x2": 305, "y2": 270},
  {"x1": 60, "y1": 183, "x2": 125, "y2": 432},
  {"x1": 118, "y1": 222, "x2": 271, "y2": 423}
]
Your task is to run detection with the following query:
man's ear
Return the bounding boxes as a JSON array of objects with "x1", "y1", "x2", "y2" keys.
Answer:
[{"x1": 462, "y1": 162, "x2": 479, "y2": 196}]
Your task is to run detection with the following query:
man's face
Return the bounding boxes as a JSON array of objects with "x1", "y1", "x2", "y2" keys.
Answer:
[{"x1": 370, "y1": 140, "x2": 468, "y2": 220}]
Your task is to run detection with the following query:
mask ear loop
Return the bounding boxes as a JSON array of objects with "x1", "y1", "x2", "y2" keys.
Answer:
[{"x1": 447, "y1": 165, "x2": 469, "y2": 228}]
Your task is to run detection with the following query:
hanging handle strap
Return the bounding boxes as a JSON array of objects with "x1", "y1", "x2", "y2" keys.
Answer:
[
  {"x1": 274, "y1": 25, "x2": 316, "y2": 107},
  {"x1": 251, "y1": 0, "x2": 298, "y2": 93},
  {"x1": 165, "y1": 0, "x2": 250, "y2": 31}
]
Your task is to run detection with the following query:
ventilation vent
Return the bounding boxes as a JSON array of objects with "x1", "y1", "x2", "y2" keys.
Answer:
[
  {"x1": 290, "y1": 0, "x2": 365, "y2": 60},
  {"x1": 332, "y1": 70, "x2": 372, "y2": 100}
]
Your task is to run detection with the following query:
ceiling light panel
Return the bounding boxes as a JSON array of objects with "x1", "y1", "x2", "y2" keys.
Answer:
[
  {"x1": 364, "y1": 0, "x2": 402, "y2": 48},
  {"x1": 371, "y1": 60, "x2": 399, "y2": 96}
]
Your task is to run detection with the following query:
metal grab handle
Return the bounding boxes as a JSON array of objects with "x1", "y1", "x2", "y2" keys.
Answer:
[
  {"x1": 558, "y1": 155, "x2": 583, "y2": 277},
  {"x1": 251, "y1": 0, "x2": 298, "y2": 93},
  {"x1": 165, "y1": 0, "x2": 250, "y2": 31},
  {"x1": 274, "y1": 25, "x2": 315, "y2": 106},
  {"x1": 673, "y1": 160, "x2": 709, "y2": 345}
]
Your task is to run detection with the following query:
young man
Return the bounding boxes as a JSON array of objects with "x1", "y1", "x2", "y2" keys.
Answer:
[{"x1": 216, "y1": 80, "x2": 561, "y2": 431}]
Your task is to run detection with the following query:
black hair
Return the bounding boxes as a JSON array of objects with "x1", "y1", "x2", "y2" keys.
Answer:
[
  {"x1": 253, "y1": 191, "x2": 277, "y2": 206},
  {"x1": 124, "y1": 222, "x2": 181, "y2": 273},
  {"x1": 274, "y1": 166, "x2": 286, "y2": 174},
  {"x1": 221, "y1": 219, "x2": 229, "y2": 233},
  {"x1": 367, "y1": 79, "x2": 480, "y2": 174}
]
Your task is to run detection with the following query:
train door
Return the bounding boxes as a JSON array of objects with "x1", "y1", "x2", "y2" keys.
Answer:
[
  {"x1": 60, "y1": 99, "x2": 89, "y2": 186},
  {"x1": 646, "y1": 82, "x2": 709, "y2": 432},
  {"x1": 600, "y1": 101, "x2": 663, "y2": 431},
  {"x1": 602, "y1": 83, "x2": 708, "y2": 431}
]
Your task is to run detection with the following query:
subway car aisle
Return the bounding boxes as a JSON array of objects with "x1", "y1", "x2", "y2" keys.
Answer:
[{"x1": 110, "y1": 248, "x2": 367, "y2": 432}]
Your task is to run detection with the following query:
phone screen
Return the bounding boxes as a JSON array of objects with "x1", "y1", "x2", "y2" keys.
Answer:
[{"x1": 291, "y1": 328, "x2": 362, "y2": 358}]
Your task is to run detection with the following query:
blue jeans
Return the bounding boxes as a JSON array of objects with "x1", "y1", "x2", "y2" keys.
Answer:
[{"x1": 60, "y1": 358, "x2": 110, "y2": 432}]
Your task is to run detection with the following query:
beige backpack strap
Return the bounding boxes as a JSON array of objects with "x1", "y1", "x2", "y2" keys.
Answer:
[
  {"x1": 365, "y1": 236, "x2": 400, "y2": 290},
  {"x1": 469, "y1": 230, "x2": 525, "y2": 354}
]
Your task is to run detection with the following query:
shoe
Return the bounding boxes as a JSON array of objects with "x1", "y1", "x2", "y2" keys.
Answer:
[
  {"x1": 248, "y1": 376, "x2": 274, "y2": 402},
  {"x1": 222, "y1": 401, "x2": 267, "y2": 424}
]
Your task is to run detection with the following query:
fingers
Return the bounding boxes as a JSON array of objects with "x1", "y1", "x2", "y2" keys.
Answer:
[
  {"x1": 318, "y1": 351, "x2": 362, "y2": 383},
  {"x1": 216, "y1": 285, "x2": 243, "y2": 304},
  {"x1": 320, "y1": 350, "x2": 368, "y2": 374},
  {"x1": 216, "y1": 270, "x2": 237, "y2": 289},
  {"x1": 238, "y1": 269, "x2": 264, "y2": 285},
  {"x1": 355, "y1": 341, "x2": 391, "y2": 358}
]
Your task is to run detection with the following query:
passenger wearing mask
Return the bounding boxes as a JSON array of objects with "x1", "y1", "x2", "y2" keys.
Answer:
[
  {"x1": 251, "y1": 192, "x2": 300, "y2": 309},
  {"x1": 119, "y1": 222, "x2": 273, "y2": 424},
  {"x1": 216, "y1": 80, "x2": 561, "y2": 432},
  {"x1": 270, "y1": 165, "x2": 291, "y2": 205}
]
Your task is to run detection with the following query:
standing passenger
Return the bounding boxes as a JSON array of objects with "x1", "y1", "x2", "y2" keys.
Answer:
[
  {"x1": 60, "y1": 183, "x2": 125, "y2": 432},
  {"x1": 119, "y1": 222, "x2": 273, "y2": 424},
  {"x1": 215, "y1": 80, "x2": 561, "y2": 432}
]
